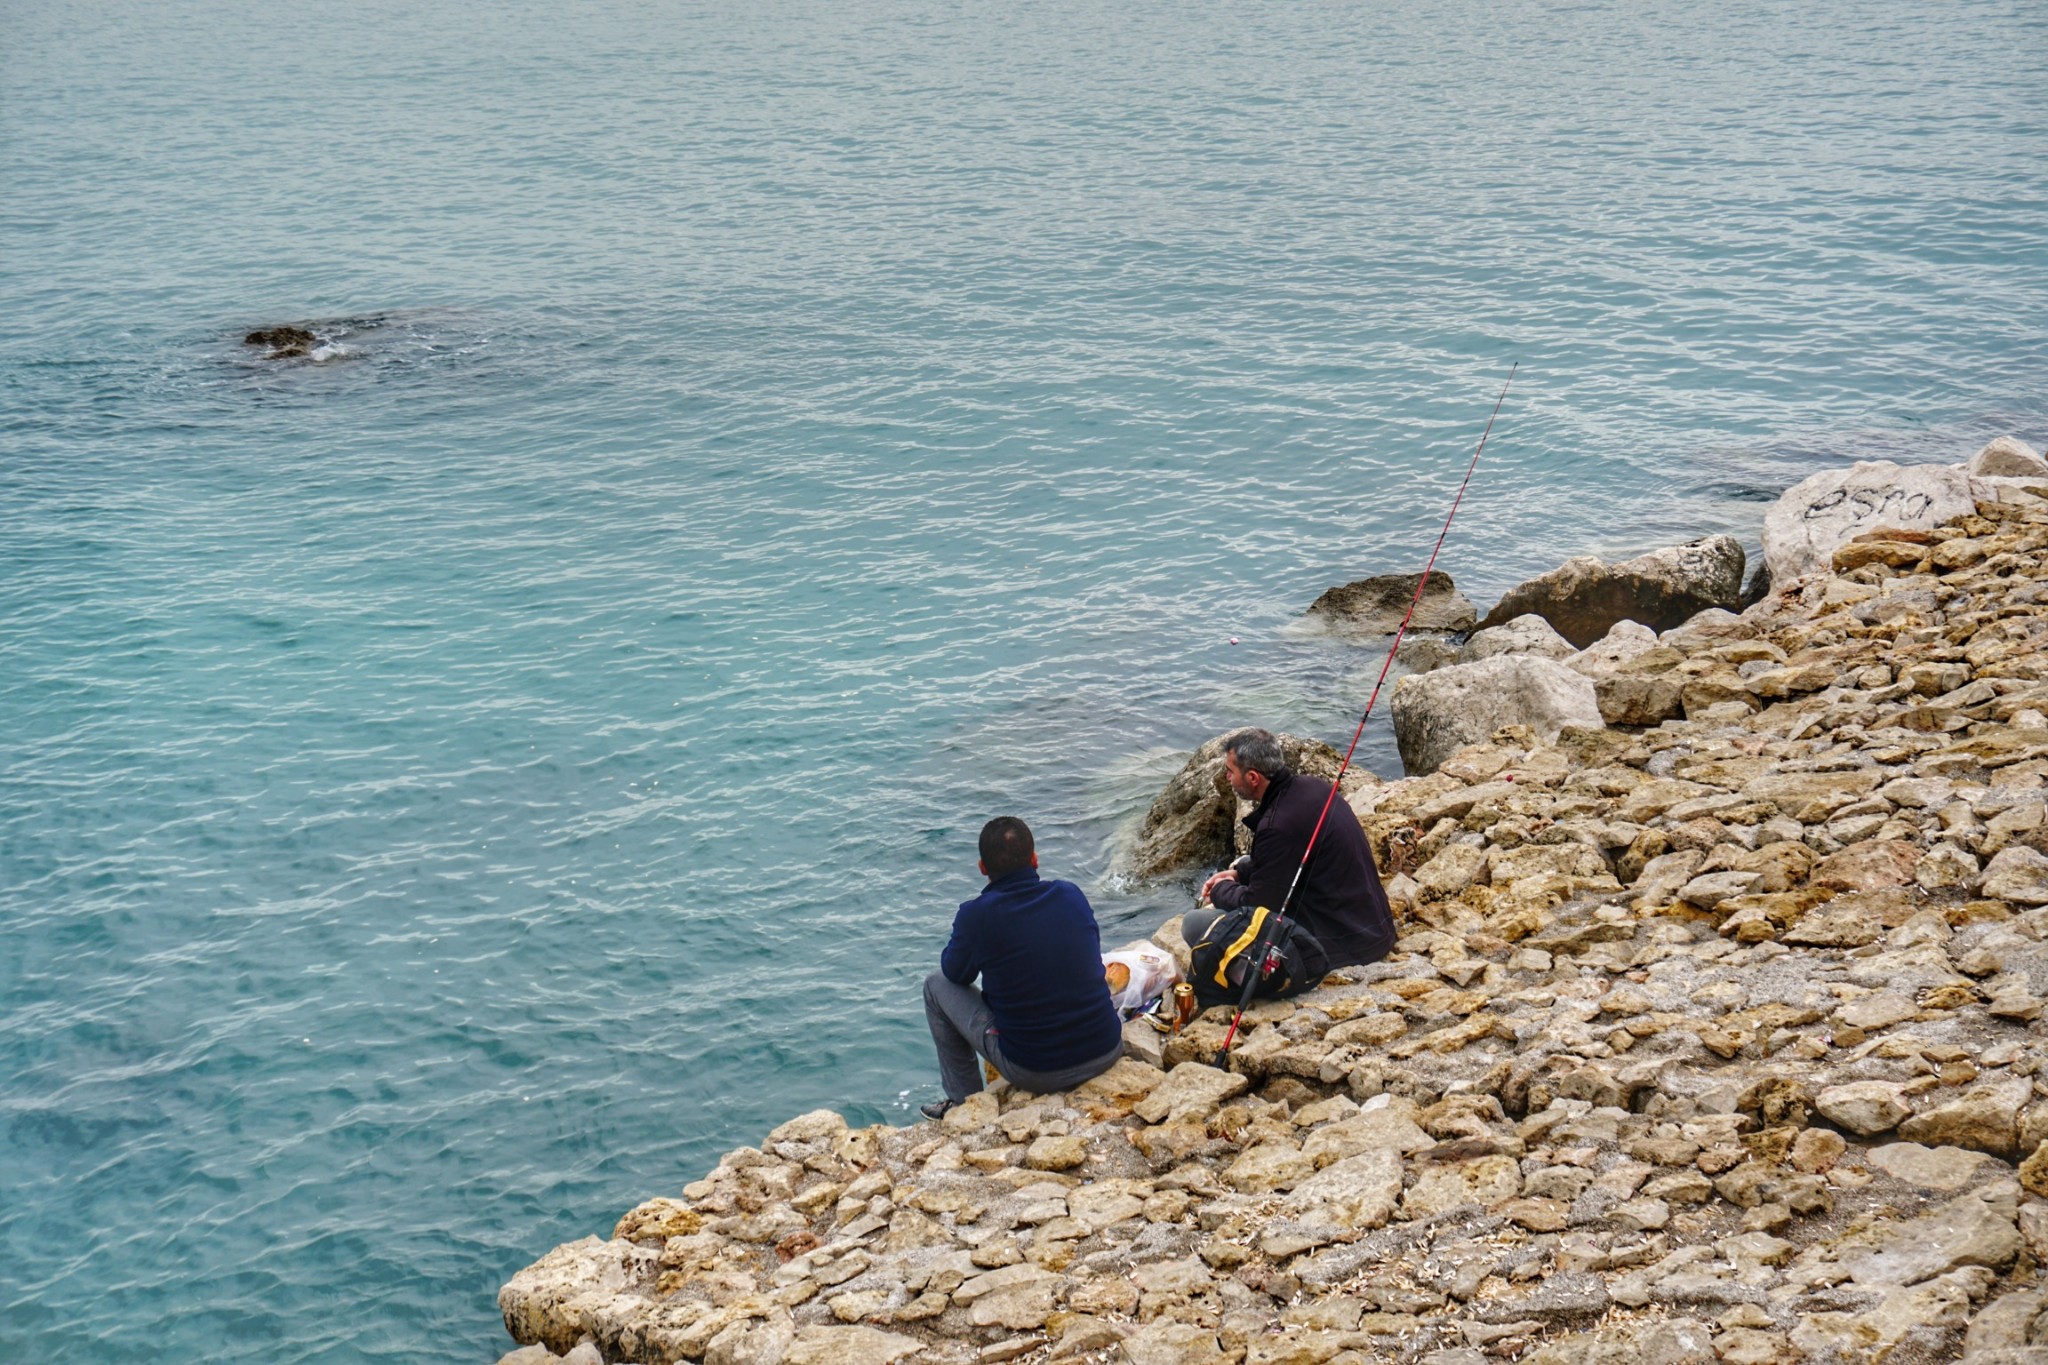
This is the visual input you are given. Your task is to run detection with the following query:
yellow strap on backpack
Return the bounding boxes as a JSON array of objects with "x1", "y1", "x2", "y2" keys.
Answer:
[{"x1": 1213, "y1": 906, "x2": 1274, "y2": 989}]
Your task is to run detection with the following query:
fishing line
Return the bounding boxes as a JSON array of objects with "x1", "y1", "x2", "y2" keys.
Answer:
[{"x1": 1212, "y1": 363, "x2": 1517, "y2": 1062}]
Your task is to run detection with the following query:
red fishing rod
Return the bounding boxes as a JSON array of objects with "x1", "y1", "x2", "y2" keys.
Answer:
[{"x1": 1211, "y1": 364, "x2": 1517, "y2": 1064}]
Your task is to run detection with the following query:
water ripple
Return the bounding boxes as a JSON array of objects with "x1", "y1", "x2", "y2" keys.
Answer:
[{"x1": 3, "y1": 0, "x2": 2046, "y2": 1359}]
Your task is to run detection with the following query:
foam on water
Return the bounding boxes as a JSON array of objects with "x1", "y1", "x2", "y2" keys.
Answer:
[{"x1": 2, "y1": 0, "x2": 2045, "y2": 1359}]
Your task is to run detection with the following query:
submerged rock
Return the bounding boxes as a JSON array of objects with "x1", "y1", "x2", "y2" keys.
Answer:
[
  {"x1": 244, "y1": 324, "x2": 318, "y2": 357},
  {"x1": 1305, "y1": 571, "x2": 1476, "y2": 637},
  {"x1": 1474, "y1": 536, "x2": 1746, "y2": 648}
]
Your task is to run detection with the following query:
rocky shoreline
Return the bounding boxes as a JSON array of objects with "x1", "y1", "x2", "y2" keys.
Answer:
[{"x1": 498, "y1": 436, "x2": 2048, "y2": 1365}]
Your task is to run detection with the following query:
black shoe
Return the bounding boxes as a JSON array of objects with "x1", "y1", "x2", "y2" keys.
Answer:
[{"x1": 919, "y1": 1098, "x2": 959, "y2": 1121}]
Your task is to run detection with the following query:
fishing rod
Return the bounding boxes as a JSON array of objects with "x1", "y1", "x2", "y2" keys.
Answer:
[{"x1": 1211, "y1": 363, "x2": 1517, "y2": 1065}]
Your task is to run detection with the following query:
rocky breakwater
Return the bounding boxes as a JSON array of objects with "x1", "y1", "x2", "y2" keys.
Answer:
[{"x1": 498, "y1": 439, "x2": 2048, "y2": 1365}]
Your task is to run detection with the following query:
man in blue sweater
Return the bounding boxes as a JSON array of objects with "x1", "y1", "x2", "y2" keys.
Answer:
[{"x1": 921, "y1": 816, "x2": 1124, "y2": 1121}]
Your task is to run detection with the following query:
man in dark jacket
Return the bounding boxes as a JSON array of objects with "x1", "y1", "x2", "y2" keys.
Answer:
[
  {"x1": 1191, "y1": 727, "x2": 1396, "y2": 969},
  {"x1": 921, "y1": 816, "x2": 1124, "y2": 1120}
]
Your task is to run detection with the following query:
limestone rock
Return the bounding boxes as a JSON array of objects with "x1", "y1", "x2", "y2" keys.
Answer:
[
  {"x1": 1814, "y1": 1081, "x2": 1912, "y2": 1137},
  {"x1": 1916, "y1": 842, "x2": 1982, "y2": 893},
  {"x1": 1135, "y1": 1062, "x2": 1249, "y2": 1125},
  {"x1": 1473, "y1": 1270, "x2": 1610, "y2": 1324},
  {"x1": 1566, "y1": 619, "x2": 1663, "y2": 676},
  {"x1": 1834, "y1": 992, "x2": 1918, "y2": 1031},
  {"x1": 1306, "y1": 570, "x2": 1477, "y2": 636},
  {"x1": 1400, "y1": 1153, "x2": 1521, "y2": 1218},
  {"x1": 1792, "y1": 1271, "x2": 1981, "y2": 1360},
  {"x1": 783, "y1": 1325, "x2": 925, "y2": 1365},
  {"x1": 1068, "y1": 1181, "x2": 1150, "y2": 1232},
  {"x1": 1123, "y1": 731, "x2": 1363, "y2": 878},
  {"x1": 1024, "y1": 1135, "x2": 1086, "y2": 1171},
  {"x1": 2020, "y1": 1142, "x2": 2048, "y2": 1198},
  {"x1": 615, "y1": 1198, "x2": 704, "y2": 1244},
  {"x1": 1301, "y1": 1106, "x2": 1432, "y2": 1165},
  {"x1": 499, "y1": 1237, "x2": 645, "y2": 1356},
  {"x1": 1460, "y1": 613, "x2": 1575, "y2": 663},
  {"x1": 1762, "y1": 460, "x2": 1978, "y2": 584},
  {"x1": 1867, "y1": 1143, "x2": 1994, "y2": 1192},
  {"x1": 1966, "y1": 1286, "x2": 2048, "y2": 1354},
  {"x1": 1475, "y1": 536, "x2": 1747, "y2": 648},
  {"x1": 1413, "y1": 843, "x2": 1487, "y2": 900},
  {"x1": 767, "y1": 1109, "x2": 849, "y2": 1144},
  {"x1": 1742, "y1": 770, "x2": 1882, "y2": 824},
  {"x1": 1396, "y1": 635, "x2": 1461, "y2": 674},
  {"x1": 707, "y1": 1314, "x2": 794, "y2": 1365},
  {"x1": 1982, "y1": 847, "x2": 2048, "y2": 905},
  {"x1": 1596, "y1": 673, "x2": 1686, "y2": 726},
  {"x1": 1122, "y1": 1322, "x2": 1232, "y2": 1365},
  {"x1": 1838, "y1": 1184, "x2": 2022, "y2": 1286},
  {"x1": 1968, "y1": 436, "x2": 2048, "y2": 479},
  {"x1": 1225, "y1": 1139, "x2": 1313, "y2": 1193},
  {"x1": 1811, "y1": 840, "x2": 1922, "y2": 892},
  {"x1": 1391, "y1": 656, "x2": 1603, "y2": 776},
  {"x1": 1283, "y1": 1149, "x2": 1403, "y2": 1229},
  {"x1": 1898, "y1": 1079, "x2": 2032, "y2": 1159}
]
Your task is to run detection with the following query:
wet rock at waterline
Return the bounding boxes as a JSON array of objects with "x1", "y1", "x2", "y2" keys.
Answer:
[
  {"x1": 1475, "y1": 536, "x2": 1747, "y2": 649},
  {"x1": 1305, "y1": 571, "x2": 1477, "y2": 637},
  {"x1": 1393, "y1": 635, "x2": 1461, "y2": 675},
  {"x1": 244, "y1": 325, "x2": 319, "y2": 358},
  {"x1": 242, "y1": 314, "x2": 388, "y2": 362},
  {"x1": 1121, "y1": 731, "x2": 1371, "y2": 879}
]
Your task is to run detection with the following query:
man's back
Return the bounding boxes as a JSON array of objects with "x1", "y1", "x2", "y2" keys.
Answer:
[
  {"x1": 1210, "y1": 770, "x2": 1395, "y2": 967},
  {"x1": 941, "y1": 867, "x2": 1122, "y2": 1072}
]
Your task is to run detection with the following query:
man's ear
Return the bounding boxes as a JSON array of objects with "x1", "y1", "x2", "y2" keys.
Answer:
[
  {"x1": 978, "y1": 859, "x2": 988, "y2": 877},
  {"x1": 1029, "y1": 852, "x2": 1039, "y2": 869}
]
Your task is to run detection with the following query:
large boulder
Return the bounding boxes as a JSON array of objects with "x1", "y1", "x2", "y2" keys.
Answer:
[
  {"x1": 1967, "y1": 436, "x2": 2048, "y2": 480},
  {"x1": 1122, "y1": 731, "x2": 1368, "y2": 878},
  {"x1": 1473, "y1": 537, "x2": 1746, "y2": 649},
  {"x1": 1762, "y1": 461, "x2": 1978, "y2": 585},
  {"x1": 1389, "y1": 656, "x2": 1603, "y2": 776},
  {"x1": 1305, "y1": 571, "x2": 1476, "y2": 637}
]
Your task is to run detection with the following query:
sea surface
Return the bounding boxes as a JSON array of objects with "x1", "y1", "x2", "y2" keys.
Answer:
[{"x1": 2, "y1": 0, "x2": 2044, "y2": 1358}]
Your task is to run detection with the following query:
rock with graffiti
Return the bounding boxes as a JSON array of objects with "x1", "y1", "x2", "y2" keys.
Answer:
[{"x1": 1762, "y1": 460, "x2": 1979, "y2": 586}]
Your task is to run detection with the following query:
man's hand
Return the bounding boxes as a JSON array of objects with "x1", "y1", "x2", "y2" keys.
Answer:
[{"x1": 1199, "y1": 868, "x2": 1237, "y2": 903}]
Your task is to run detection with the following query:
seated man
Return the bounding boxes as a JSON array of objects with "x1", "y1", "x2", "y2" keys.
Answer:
[
  {"x1": 921, "y1": 816, "x2": 1124, "y2": 1120},
  {"x1": 1191, "y1": 727, "x2": 1396, "y2": 969}
]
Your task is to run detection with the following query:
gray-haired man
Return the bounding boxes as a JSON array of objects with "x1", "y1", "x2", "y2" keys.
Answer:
[{"x1": 1189, "y1": 727, "x2": 1396, "y2": 968}]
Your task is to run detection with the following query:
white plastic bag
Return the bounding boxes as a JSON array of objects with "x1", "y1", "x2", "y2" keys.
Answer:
[{"x1": 1102, "y1": 943, "x2": 1182, "y2": 1017}]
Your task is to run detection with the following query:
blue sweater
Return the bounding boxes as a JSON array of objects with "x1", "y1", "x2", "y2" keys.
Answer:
[{"x1": 940, "y1": 867, "x2": 1123, "y2": 1073}]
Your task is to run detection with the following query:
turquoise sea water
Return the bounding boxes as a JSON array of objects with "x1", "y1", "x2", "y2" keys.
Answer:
[{"x1": 3, "y1": 1, "x2": 2044, "y2": 1358}]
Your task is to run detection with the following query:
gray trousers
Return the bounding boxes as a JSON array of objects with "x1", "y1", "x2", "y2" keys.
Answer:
[{"x1": 923, "y1": 971, "x2": 1123, "y2": 1104}]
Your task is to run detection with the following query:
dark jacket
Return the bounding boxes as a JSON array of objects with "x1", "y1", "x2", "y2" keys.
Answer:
[
  {"x1": 940, "y1": 867, "x2": 1123, "y2": 1072},
  {"x1": 1207, "y1": 770, "x2": 1395, "y2": 968}
]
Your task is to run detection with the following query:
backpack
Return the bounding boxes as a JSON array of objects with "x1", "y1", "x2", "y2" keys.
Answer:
[{"x1": 1186, "y1": 905, "x2": 1331, "y2": 1011}]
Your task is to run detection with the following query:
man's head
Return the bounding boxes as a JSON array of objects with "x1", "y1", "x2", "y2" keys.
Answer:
[
  {"x1": 978, "y1": 816, "x2": 1037, "y2": 880},
  {"x1": 1221, "y1": 727, "x2": 1287, "y2": 802}
]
